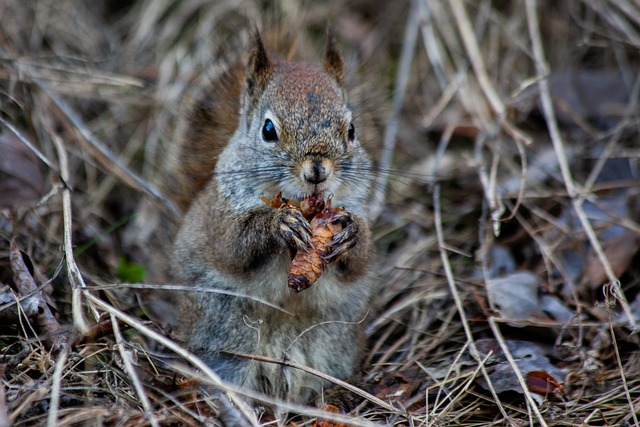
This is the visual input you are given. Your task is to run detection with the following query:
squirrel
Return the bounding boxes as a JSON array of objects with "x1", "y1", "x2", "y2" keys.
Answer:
[{"x1": 157, "y1": 30, "x2": 374, "y2": 404}]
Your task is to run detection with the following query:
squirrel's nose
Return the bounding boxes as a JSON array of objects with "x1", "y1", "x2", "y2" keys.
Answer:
[{"x1": 302, "y1": 159, "x2": 332, "y2": 184}]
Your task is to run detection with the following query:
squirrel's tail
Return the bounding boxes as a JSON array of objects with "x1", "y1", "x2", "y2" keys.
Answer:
[{"x1": 164, "y1": 60, "x2": 245, "y2": 212}]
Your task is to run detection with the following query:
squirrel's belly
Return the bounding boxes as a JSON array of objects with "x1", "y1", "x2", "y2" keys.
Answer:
[{"x1": 251, "y1": 256, "x2": 371, "y2": 319}]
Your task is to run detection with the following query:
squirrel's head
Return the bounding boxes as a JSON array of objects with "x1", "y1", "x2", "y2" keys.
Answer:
[{"x1": 226, "y1": 30, "x2": 371, "y2": 208}]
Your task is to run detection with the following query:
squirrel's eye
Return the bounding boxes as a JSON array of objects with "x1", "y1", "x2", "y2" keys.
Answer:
[
  {"x1": 347, "y1": 123, "x2": 355, "y2": 142},
  {"x1": 262, "y1": 119, "x2": 278, "y2": 142}
]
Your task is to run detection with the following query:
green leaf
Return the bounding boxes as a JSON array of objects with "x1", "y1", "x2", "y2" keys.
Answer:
[{"x1": 117, "y1": 257, "x2": 146, "y2": 283}]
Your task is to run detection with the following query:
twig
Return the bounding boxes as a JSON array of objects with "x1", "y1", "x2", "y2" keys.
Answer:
[
  {"x1": 34, "y1": 78, "x2": 180, "y2": 219},
  {"x1": 449, "y1": 0, "x2": 532, "y2": 147},
  {"x1": 418, "y1": 0, "x2": 449, "y2": 90},
  {"x1": 111, "y1": 314, "x2": 160, "y2": 427},
  {"x1": 0, "y1": 116, "x2": 67, "y2": 187},
  {"x1": 608, "y1": 313, "x2": 640, "y2": 426},
  {"x1": 583, "y1": 65, "x2": 640, "y2": 192},
  {"x1": 169, "y1": 363, "x2": 381, "y2": 427},
  {"x1": 524, "y1": 0, "x2": 637, "y2": 331},
  {"x1": 432, "y1": 183, "x2": 512, "y2": 424},
  {"x1": 90, "y1": 281, "x2": 293, "y2": 315},
  {"x1": 51, "y1": 132, "x2": 97, "y2": 333},
  {"x1": 216, "y1": 396, "x2": 256, "y2": 427},
  {"x1": 431, "y1": 351, "x2": 492, "y2": 419},
  {"x1": 449, "y1": 0, "x2": 504, "y2": 118},
  {"x1": 0, "y1": 366, "x2": 9, "y2": 427},
  {"x1": 370, "y1": 0, "x2": 420, "y2": 221},
  {"x1": 487, "y1": 318, "x2": 549, "y2": 427},
  {"x1": 46, "y1": 347, "x2": 68, "y2": 427},
  {"x1": 223, "y1": 352, "x2": 398, "y2": 414}
]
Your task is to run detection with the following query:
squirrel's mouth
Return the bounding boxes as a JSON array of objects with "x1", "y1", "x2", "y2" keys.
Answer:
[
  {"x1": 284, "y1": 191, "x2": 326, "y2": 206},
  {"x1": 263, "y1": 180, "x2": 334, "y2": 206}
]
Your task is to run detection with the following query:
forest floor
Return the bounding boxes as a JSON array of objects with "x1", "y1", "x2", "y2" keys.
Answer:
[{"x1": 1, "y1": 1, "x2": 640, "y2": 426}]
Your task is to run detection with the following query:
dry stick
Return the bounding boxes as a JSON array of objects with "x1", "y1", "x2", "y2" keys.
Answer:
[
  {"x1": 524, "y1": 0, "x2": 637, "y2": 332},
  {"x1": 596, "y1": 1, "x2": 640, "y2": 46},
  {"x1": 8, "y1": 388, "x2": 49, "y2": 423},
  {"x1": 370, "y1": 0, "x2": 419, "y2": 221},
  {"x1": 418, "y1": 0, "x2": 449, "y2": 91},
  {"x1": 34, "y1": 78, "x2": 180, "y2": 219},
  {"x1": 428, "y1": 341, "x2": 479, "y2": 417},
  {"x1": 474, "y1": 135, "x2": 505, "y2": 238},
  {"x1": 0, "y1": 368, "x2": 9, "y2": 427},
  {"x1": 216, "y1": 397, "x2": 256, "y2": 427},
  {"x1": 110, "y1": 315, "x2": 160, "y2": 427},
  {"x1": 448, "y1": 0, "x2": 531, "y2": 147},
  {"x1": 526, "y1": 1, "x2": 638, "y2": 424},
  {"x1": 608, "y1": 0, "x2": 640, "y2": 31},
  {"x1": 486, "y1": 318, "x2": 548, "y2": 427},
  {"x1": 431, "y1": 352, "x2": 492, "y2": 420},
  {"x1": 448, "y1": 0, "x2": 502, "y2": 116},
  {"x1": 608, "y1": 318, "x2": 640, "y2": 426},
  {"x1": 169, "y1": 364, "x2": 381, "y2": 427},
  {"x1": 510, "y1": 206, "x2": 584, "y2": 333},
  {"x1": 51, "y1": 133, "x2": 96, "y2": 333},
  {"x1": 0, "y1": 117, "x2": 67, "y2": 187},
  {"x1": 46, "y1": 347, "x2": 68, "y2": 427},
  {"x1": 421, "y1": 71, "x2": 466, "y2": 130},
  {"x1": 92, "y1": 281, "x2": 293, "y2": 315},
  {"x1": 432, "y1": 184, "x2": 513, "y2": 425},
  {"x1": 225, "y1": 352, "x2": 398, "y2": 414}
]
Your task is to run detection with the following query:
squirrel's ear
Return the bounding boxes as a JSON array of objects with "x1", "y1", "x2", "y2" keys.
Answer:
[
  {"x1": 247, "y1": 29, "x2": 273, "y2": 97},
  {"x1": 324, "y1": 32, "x2": 344, "y2": 86}
]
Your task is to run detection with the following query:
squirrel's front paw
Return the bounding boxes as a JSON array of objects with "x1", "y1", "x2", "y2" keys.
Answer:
[
  {"x1": 323, "y1": 210, "x2": 358, "y2": 261},
  {"x1": 275, "y1": 205, "x2": 313, "y2": 251}
]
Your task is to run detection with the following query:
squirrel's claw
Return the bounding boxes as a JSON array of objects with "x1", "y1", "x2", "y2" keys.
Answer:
[
  {"x1": 324, "y1": 236, "x2": 357, "y2": 260},
  {"x1": 323, "y1": 211, "x2": 358, "y2": 261},
  {"x1": 276, "y1": 205, "x2": 314, "y2": 251}
]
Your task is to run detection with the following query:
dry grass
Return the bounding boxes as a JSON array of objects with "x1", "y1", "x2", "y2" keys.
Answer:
[{"x1": 1, "y1": 0, "x2": 640, "y2": 426}]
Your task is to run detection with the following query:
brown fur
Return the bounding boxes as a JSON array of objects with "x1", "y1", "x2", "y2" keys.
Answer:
[{"x1": 167, "y1": 61, "x2": 245, "y2": 212}]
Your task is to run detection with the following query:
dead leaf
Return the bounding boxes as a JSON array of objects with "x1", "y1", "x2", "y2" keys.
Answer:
[
  {"x1": 526, "y1": 370, "x2": 564, "y2": 396},
  {"x1": 545, "y1": 190, "x2": 637, "y2": 299},
  {"x1": 10, "y1": 239, "x2": 64, "y2": 349},
  {"x1": 0, "y1": 287, "x2": 39, "y2": 321},
  {"x1": 486, "y1": 271, "x2": 573, "y2": 325},
  {"x1": 313, "y1": 405, "x2": 351, "y2": 427},
  {"x1": 582, "y1": 232, "x2": 640, "y2": 290},
  {"x1": 475, "y1": 339, "x2": 565, "y2": 398},
  {"x1": 370, "y1": 370, "x2": 419, "y2": 404}
]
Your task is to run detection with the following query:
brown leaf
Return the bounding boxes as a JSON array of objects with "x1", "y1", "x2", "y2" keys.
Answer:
[
  {"x1": 582, "y1": 233, "x2": 640, "y2": 290},
  {"x1": 526, "y1": 370, "x2": 564, "y2": 396},
  {"x1": 10, "y1": 239, "x2": 64, "y2": 348},
  {"x1": 370, "y1": 371, "x2": 419, "y2": 404},
  {"x1": 71, "y1": 315, "x2": 130, "y2": 347},
  {"x1": 312, "y1": 405, "x2": 351, "y2": 427}
]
